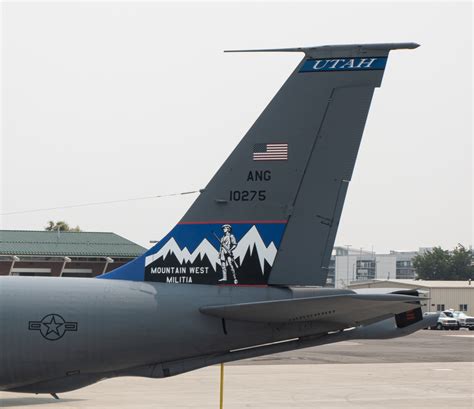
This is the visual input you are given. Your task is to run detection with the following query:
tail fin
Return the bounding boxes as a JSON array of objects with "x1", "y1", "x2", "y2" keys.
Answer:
[{"x1": 102, "y1": 43, "x2": 418, "y2": 285}]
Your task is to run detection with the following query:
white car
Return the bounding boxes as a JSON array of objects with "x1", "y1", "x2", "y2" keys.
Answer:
[{"x1": 453, "y1": 311, "x2": 474, "y2": 330}]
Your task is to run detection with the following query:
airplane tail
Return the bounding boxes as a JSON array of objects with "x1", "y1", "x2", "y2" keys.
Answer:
[{"x1": 102, "y1": 43, "x2": 418, "y2": 285}]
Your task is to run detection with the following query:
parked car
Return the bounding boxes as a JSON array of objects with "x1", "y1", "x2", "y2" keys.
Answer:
[
  {"x1": 426, "y1": 310, "x2": 459, "y2": 330},
  {"x1": 452, "y1": 311, "x2": 474, "y2": 330},
  {"x1": 423, "y1": 312, "x2": 439, "y2": 329}
]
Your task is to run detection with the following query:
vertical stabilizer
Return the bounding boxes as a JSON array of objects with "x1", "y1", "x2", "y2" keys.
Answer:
[{"x1": 102, "y1": 43, "x2": 418, "y2": 285}]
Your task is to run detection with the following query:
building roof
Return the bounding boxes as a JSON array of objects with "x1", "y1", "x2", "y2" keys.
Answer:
[
  {"x1": 0, "y1": 230, "x2": 147, "y2": 258},
  {"x1": 349, "y1": 279, "x2": 474, "y2": 289}
]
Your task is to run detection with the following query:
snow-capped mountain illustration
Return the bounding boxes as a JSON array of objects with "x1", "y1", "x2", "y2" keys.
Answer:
[
  {"x1": 145, "y1": 225, "x2": 278, "y2": 275},
  {"x1": 145, "y1": 238, "x2": 220, "y2": 270},
  {"x1": 233, "y1": 226, "x2": 277, "y2": 273}
]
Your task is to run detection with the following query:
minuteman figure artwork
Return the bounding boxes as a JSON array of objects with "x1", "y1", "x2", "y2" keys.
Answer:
[{"x1": 217, "y1": 224, "x2": 239, "y2": 284}]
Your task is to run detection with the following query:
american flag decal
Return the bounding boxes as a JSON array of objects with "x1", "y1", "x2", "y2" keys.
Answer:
[{"x1": 253, "y1": 143, "x2": 288, "y2": 161}]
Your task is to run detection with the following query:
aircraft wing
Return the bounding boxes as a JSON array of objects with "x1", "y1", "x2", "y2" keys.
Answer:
[{"x1": 200, "y1": 293, "x2": 423, "y2": 326}]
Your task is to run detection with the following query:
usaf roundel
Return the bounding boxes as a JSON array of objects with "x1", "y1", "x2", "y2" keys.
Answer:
[{"x1": 28, "y1": 314, "x2": 78, "y2": 341}]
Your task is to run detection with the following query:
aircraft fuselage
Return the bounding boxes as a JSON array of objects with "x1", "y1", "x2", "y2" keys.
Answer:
[{"x1": 0, "y1": 276, "x2": 347, "y2": 392}]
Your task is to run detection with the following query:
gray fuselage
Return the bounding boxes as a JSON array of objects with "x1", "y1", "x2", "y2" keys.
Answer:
[{"x1": 0, "y1": 276, "x2": 347, "y2": 392}]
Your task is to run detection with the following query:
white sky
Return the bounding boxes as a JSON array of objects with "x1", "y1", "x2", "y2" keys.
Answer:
[{"x1": 1, "y1": 1, "x2": 472, "y2": 252}]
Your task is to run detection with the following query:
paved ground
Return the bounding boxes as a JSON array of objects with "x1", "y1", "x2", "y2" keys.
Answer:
[
  {"x1": 239, "y1": 328, "x2": 474, "y2": 365},
  {"x1": 1, "y1": 331, "x2": 473, "y2": 408}
]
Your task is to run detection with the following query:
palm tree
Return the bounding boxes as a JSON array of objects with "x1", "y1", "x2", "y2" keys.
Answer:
[{"x1": 45, "y1": 221, "x2": 81, "y2": 232}]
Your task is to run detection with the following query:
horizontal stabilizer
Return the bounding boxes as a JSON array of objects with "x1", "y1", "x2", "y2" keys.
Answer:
[
  {"x1": 200, "y1": 293, "x2": 423, "y2": 326},
  {"x1": 225, "y1": 42, "x2": 419, "y2": 57}
]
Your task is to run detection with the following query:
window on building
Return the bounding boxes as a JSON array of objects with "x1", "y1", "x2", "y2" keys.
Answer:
[
  {"x1": 325, "y1": 259, "x2": 336, "y2": 288},
  {"x1": 396, "y1": 268, "x2": 416, "y2": 279},
  {"x1": 459, "y1": 304, "x2": 468, "y2": 312},
  {"x1": 436, "y1": 304, "x2": 445, "y2": 311},
  {"x1": 62, "y1": 269, "x2": 93, "y2": 278},
  {"x1": 13, "y1": 268, "x2": 51, "y2": 277},
  {"x1": 356, "y1": 259, "x2": 376, "y2": 281},
  {"x1": 18, "y1": 272, "x2": 51, "y2": 277},
  {"x1": 396, "y1": 260, "x2": 412, "y2": 268}
]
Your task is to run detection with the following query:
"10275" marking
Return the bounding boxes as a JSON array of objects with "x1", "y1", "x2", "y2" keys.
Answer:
[{"x1": 229, "y1": 190, "x2": 266, "y2": 201}]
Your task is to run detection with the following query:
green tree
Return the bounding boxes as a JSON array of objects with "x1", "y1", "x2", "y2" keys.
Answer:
[
  {"x1": 45, "y1": 221, "x2": 81, "y2": 232},
  {"x1": 450, "y1": 245, "x2": 474, "y2": 280},
  {"x1": 413, "y1": 245, "x2": 473, "y2": 280}
]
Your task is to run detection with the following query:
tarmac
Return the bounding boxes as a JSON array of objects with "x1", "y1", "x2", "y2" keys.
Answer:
[{"x1": 1, "y1": 330, "x2": 473, "y2": 408}]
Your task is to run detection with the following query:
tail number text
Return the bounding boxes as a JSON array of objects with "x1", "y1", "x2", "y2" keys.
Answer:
[{"x1": 229, "y1": 190, "x2": 266, "y2": 201}]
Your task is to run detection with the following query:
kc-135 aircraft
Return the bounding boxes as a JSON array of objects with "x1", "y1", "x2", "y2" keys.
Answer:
[{"x1": 0, "y1": 42, "x2": 438, "y2": 396}]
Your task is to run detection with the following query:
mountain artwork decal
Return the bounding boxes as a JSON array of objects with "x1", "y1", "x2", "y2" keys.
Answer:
[{"x1": 144, "y1": 222, "x2": 286, "y2": 285}]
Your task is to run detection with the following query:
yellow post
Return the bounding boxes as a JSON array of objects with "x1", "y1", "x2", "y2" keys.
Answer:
[{"x1": 219, "y1": 363, "x2": 224, "y2": 409}]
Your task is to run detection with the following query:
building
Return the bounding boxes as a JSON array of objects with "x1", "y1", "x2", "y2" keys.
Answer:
[
  {"x1": 326, "y1": 247, "x2": 423, "y2": 288},
  {"x1": 0, "y1": 230, "x2": 146, "y2": 277},
  {"x1": 348, "y1": 279, "x2": 474, "y2": 316}
]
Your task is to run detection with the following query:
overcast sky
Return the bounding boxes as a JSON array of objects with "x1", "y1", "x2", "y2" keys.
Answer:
[{"x1": 1, "y1": 1, "x2": 472, "y2": 252}]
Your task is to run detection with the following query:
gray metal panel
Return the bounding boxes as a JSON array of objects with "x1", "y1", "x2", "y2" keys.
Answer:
[
  {"x1": 200, "y1": 293, "x2": 422, "y2": 324},
  {"x1": 269, "y1": 86, "x2": 376, "y2": 286},
  {"x1": 182, "y1": 56, "x2": 331, "y2": 223},
  {"x1": 182, "y1": 65, "x2": 383, "y2": 224}
]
